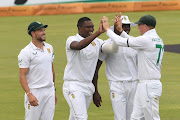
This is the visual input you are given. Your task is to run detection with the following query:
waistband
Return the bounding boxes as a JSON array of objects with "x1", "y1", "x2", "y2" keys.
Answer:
[{"x1": 139, "y1": 80, "x2": 160, "y2": 83}]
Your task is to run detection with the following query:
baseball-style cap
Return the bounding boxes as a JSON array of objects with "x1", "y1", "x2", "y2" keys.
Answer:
[
  {"x1": 121, "y1": 15, "x2": 136, "y2": 27},
  {"x1": 28, "y1": 21, "x2": 48, "y2": 35},
  {"x1": 134, "y1": 15, "x2": 156, "y2": 27}
]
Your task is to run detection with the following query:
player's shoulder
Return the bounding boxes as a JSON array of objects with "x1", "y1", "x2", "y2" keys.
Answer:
[
  {"x1": 18, "y1": 43, "x2": 31, "y2": 56},
  {"x1": 104, "y1": 38, "x2": 112, "y2": 43},
  {"x1": 67, "y1": 35, "x2": 78, "y2": 41},
  {"x1": 44, "y1": 42, "x2": 53, "y2": 48},
  {"x1": 94, "y1": 38, "x2": 104, "y2": 45}
]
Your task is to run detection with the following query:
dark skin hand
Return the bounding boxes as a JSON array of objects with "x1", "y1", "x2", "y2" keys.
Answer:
[
  {"x1": 70, "y1": 20, "x2": 105, "y2": 50},
  {"x1": 92, "y1": 59, "x2": 103, "y2": 107}
]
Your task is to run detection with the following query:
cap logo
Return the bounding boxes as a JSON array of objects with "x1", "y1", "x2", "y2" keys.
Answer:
[
  {"x1": 36, "y1": 21, "x2": 42, "y2": 24},
  {"x1": 124, "y1": 17, "x2": 127, "y2": 20}
]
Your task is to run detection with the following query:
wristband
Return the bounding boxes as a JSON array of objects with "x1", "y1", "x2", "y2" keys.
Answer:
[{"x1": 26, "y1": 92, "x2": 32, "y2": 96}]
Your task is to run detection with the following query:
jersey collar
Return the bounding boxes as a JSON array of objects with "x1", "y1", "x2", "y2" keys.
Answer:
[{"x1": 30, "y1": 41, "x2": 45, "y2": 50}]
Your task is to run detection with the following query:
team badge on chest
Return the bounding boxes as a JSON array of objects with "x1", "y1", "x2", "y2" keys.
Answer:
[
  {"x1": 71, "y1": 94, "x2": 75, "y2": 98},
  {"x1": 47, "y1": 48, "x2": 51, "y2": 53},
  {"x1": 91, "y1": 41, "x2": 96, "y2": 47}
]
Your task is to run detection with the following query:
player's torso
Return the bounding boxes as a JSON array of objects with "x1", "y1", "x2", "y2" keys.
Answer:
[
  {"x1": 138, "y1": 35, "x2": 164, "y2": 80},
  {"x1": 105, "y1": 44, "x2": 138, "y2": 81}
]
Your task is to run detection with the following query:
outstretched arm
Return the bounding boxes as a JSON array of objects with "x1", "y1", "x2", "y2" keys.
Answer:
[
  {"x1": 92, "y1": 59, "x2": 103, "y2": 107},
  {"x1": 70, "y1": 20, "x2": 105, "y2": 50}
]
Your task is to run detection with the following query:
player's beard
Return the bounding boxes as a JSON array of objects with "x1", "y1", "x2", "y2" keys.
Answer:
[{"x1": 36, "y1": 34, "x2": 46, "y2": 42}]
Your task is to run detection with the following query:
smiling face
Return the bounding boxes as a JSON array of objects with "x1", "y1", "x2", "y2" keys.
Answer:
[
  {"x1": 32, "y1": 27, "x2": 46, "y2": 41},
  {"x1": 122, "y1": 24, "x2": 131, "y2": 34},
  {"x1": 78, "y1": 20, "x2": 94, "y2": 38}
]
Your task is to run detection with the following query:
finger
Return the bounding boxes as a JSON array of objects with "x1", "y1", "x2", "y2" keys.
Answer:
[{"x1": 118, "y1": 12, "x2": 122, "y2": 18}]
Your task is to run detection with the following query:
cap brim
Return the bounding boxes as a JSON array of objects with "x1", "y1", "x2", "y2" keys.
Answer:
[
  {"x1": 122, "y1": 22, "x2": 137, "y2": 27},
  {"x1": 134, "y1": 21, "x2": 145, "y2": 25},
  {"x1": 34, "y1": 24, "x2": 48, "y2": 31}
]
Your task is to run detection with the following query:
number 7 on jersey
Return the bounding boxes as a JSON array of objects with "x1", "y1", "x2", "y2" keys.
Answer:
[{"x1": 156, "y1": 44, "x2": 164, "y2": 66}]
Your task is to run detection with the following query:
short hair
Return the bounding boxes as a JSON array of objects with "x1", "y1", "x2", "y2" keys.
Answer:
[{"x1": 77, "y1": 17, "x2": 91, "y2": 27}]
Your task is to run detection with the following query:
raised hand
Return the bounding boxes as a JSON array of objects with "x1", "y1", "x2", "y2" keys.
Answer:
[
  {"x1": 102, "y1": 16, "x2": 110, "y2": 31},
  {"x1": 114, "y1": 12, "x2": 123, "y2": 32},
  {"x1": 98, "y1": 20, "x2": 106, "y2": 34}
]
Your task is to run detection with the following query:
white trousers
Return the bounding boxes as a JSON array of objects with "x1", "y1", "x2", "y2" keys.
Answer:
[
  {"x1": 131, "y1": 80, "x2": 162, "y2": 120},
  {"x1": 24, "y1": 86, "x2": 55, "y2": 120},
  {"x1": 109, "y1": 80, "x2": 138, "y2": 120},
  {"x1": 63, "y1": 81, "x2": 95, "y2": 120}
]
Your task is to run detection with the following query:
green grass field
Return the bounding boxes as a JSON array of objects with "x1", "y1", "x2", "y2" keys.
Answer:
[{"x1": 0, "y1": 10, "x2": 180, "y2": 120}]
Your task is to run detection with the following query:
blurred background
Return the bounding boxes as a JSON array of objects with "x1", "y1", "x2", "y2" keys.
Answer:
[{"x1": 0, "y1": 0, "x2": 180, "y2": 120}]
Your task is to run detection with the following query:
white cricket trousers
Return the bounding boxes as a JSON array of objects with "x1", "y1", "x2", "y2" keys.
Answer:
[
  {"x1": 24, "y1": 86, "x2": 55, "y2": 120},
  {"x1": 131, "y1": 80, "x2": 162, "y2": 120},
  {"x1": 109, "y1": 80, "x2": 138, "y2": 120},
  {"x1": 63, "y1": 81, "x2": 95, "y2": 120}
]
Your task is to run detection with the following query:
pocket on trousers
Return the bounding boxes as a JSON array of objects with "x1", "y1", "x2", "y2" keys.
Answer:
[{"x1": 147, "y1": 82, "x2": 162, "y2": 98}]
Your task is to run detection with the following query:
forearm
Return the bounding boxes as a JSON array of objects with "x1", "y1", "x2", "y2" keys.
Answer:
[
  {"x1": 92, "y1": 60, "x2": 103, "y2": 92},
  {"x1": 107, "y1": 29, "x2": 128, "y2": 47},
  {"x1": 75, "y1": 31, "x2": 101, "y2": 50},
  {"x1": 20, "y1": 75, "x2": 30, "y2": 94}
]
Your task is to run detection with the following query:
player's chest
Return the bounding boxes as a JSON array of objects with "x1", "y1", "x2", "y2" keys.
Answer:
[
  {"x1": 80, "y1": 41, "x2": 99, "y2": 60},
  {"x1": 30, "y1": 48, "x2": 53, "y2": 64}
]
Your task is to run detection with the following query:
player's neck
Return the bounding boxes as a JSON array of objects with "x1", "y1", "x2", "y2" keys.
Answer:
[{"x1": 32, "y1": 39, "x2": 44, "y2": 51}]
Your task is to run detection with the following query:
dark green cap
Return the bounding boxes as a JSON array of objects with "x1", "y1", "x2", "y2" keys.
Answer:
[
  {"x1": 28, "y1": 21, "x2": 48, "y2": 35},
  {"x1": 135, "y1": 15, "x2": 156, "y2": 27}
]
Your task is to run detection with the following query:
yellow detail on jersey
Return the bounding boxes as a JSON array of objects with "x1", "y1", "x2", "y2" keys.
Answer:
[
  {"x1": 112, "y1": 93, "x2": 115, "y2": 98},
  {"x1": 91, "y1": 41, "x2": 96, "y2": 46},
  {"x1": 71, "y1": 94, "x2": 75, "y2": 98},
  {"x1": 47, "y1": 48, "x2": 51, "y2": 53},
  {"x1": 28, "y1": 104, "x2": 31, "y2": 109}
]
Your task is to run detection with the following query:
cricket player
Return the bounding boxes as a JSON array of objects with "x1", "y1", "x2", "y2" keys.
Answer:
[
  {"x1": 93, "y1": 15, "x2": 138, "y2": 120},
  {"x1": 102, "y1": 13, "x2": 164, "y2": 120},
  {"x1": 63, "y1": 17, "x2": 117, "y2": 120},
  {"x1": 18, "y1": 21, "x2": 57, "y2": 120}
]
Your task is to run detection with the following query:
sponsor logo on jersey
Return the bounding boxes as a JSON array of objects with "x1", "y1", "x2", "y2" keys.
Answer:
[
  {"x1": 28, "y1": 104, "x2": 31, "y2": 109},
  {"x1": 18, "y1": 59, "x2": 23, "y2": 63},
  {"x1": 112, "y1": 93, "x2": 115, "y2": 98},
  {"x1": 91, "y1": 41, "x2": 96, "y2": 46},
  {"x1": 71, "y1": 94, "x2": 75, "y2": 98},
  {"x1": 47, "y1": 48, "x2": 51, "y2": 53},
  {"x1": 32, "y1": 52, "x2": 37, "y2": 55}
]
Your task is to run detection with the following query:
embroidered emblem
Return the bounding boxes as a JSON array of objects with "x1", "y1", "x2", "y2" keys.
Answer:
[
  {"x1": 124, "y1": 17, "x2": 127, "y2": 20},
  {"x1": 36, "y1": 21, "x2": 41, "y2": 24},
  {"x1": 28, "y1": 104, "x2": 31, "y2": 109},
  {"x1": 91, "y1": 41, "x2": 96, "y2": 46},
  {"x1": 71, "y1": 94, "x2": 75, "y2": 98},
  {"x1": 112, "y1": 93, "x2": 115, "y2": 98},
  {"x1": 154, "y1": 96, "x2": 159, "y2": 101},
  {"x1": 18, "y1": 59, "x2": 23, "y2": 63},
  {"x1": 47, "y1": 48, "x2": 51, "y2": 53},
  {"x1": 32, "y1": 52, "x2": 37, "y2": 55}
]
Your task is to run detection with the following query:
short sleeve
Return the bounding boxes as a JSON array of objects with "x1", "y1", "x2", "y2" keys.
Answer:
[
  {"x1": 51, "y1": 46, "x2": 54, "y2": 61},
  {"x1": 98, "y1": 39, "x2": 111, "y2": 61},
  {"x1": 18, "y1": 49, "x2": 30, "y2": 68},
  {"x1": 66, "y1": 36, "x2": 78, "y2": 50}
]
